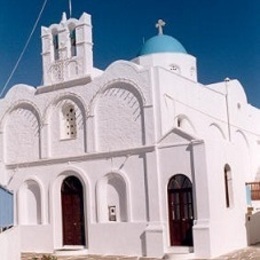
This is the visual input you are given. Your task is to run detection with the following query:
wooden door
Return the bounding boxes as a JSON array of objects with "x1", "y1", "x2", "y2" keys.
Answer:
[
  {"x1": 61, "y1": 176, "x2": 85, "y2": 246},
  {"x1": 168, "y1": 174, "x2": 194, "y2": 246}
]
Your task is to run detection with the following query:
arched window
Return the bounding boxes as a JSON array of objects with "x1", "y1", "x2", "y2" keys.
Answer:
[
  {"x1": 70, "y1": 29, "x2": 77, "y2": 57},
  {"x1": 224, "y1": 164, "x2": 233, "y2": 208},
  {"x1": 60, "y1": 104, "x2": 77, "y2": 139},
  {"x1": 53, "y1": 33, "x2": 59, "y2": 60}
]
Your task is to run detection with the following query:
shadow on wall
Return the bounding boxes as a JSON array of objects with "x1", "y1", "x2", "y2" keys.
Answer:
[
  {"x1": 140, "y1": 231, "x2": 147, "y2": 256},
  {"x1": 246, "y1": 210, "x2": 260, "y2": 245}
]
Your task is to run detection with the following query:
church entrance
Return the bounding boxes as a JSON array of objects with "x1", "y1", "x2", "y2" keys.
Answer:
[
  {"x1": 61, "y1": 176, "x2": 85, "y2": 246},
  {"x1": 168, "y1": 174, "x2": 194, "y2": 246}
]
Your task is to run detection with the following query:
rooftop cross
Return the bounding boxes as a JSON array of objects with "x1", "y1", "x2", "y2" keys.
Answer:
[{"x1": 156, "y1": 19, "x2": 166, "y2": 35}]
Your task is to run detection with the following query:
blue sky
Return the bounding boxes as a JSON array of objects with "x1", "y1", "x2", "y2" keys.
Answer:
[{"x1": 0, "y1": 1, "x2": 260, "y2": 107}]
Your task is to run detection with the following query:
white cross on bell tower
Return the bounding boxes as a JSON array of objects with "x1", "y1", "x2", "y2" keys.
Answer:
[{"x1": 156, "y1": 19, "x2": 166, "y2": 35}]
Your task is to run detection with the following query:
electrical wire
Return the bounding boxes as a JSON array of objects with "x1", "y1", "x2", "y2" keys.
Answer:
[{"x1": 0, "y1": 0, "x2": 48, "y2": 97}]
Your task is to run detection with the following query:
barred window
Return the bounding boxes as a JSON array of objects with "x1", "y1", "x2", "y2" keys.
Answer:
[{"x1": 61, "y1": 104, "x2": 77, "y2": 139}]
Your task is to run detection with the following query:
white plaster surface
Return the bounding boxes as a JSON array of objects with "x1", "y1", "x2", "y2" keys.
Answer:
[{"x1": 0, "y1": 10, "x2": 260, "y2": 260}]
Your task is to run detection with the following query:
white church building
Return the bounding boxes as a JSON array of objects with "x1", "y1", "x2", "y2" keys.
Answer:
[{"x1": 0, "y1": 12, "x2": 260, "y2": 259}]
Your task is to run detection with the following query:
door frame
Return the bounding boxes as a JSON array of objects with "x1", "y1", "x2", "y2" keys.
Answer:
[
  {"x1": 61, "y1": 176, "x2": 86, "y2": 246},
  {"x1": 51, "y1": 170, "x2": 88, "y2": 249},
  {"x1": 167, "y1": 174, "x2": 194, "y2": 247}
]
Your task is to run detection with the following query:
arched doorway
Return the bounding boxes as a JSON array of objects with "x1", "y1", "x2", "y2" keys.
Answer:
[
  {"x1": 168, "y1": 174, "x2": 194, "y2": 246},
  {"x1": 61, "y1": 176, "x2": 85, "y2": 246}
]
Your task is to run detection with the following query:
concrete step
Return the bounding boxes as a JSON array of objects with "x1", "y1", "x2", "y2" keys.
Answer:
[
  {"x1": 21, "y1": 253, "x2": 161, "y2": 260},
  {"x1": 54, "y1": 246, "x2": 88, "y2": 256},
  {"x1": 163, "y1": 253, "x2": 196, "y2": 260}
]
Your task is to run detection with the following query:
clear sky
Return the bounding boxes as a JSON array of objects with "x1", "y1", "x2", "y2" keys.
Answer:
[{"x1": 1, "y1": 0, "x2": 260, "y2": 107}]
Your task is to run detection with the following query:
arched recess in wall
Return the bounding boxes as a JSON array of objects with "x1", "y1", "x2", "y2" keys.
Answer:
[
  {"x1": 45, "y1": 95, "x2": 87, "y2": 157},
  {"x1": 96, "y1": 172, "x2": 129, "y2": 223},
  {"x1": 208, "y1": 123, "x2": 226, "y2": 141},
  {"x1": 3, "y1": 102, "x2": 41, "y2": 163},
  {"x1": 18, "y1": 179, "x2": 42, "y2": 225},
  {"x1": 175, "y1": 114, "x2": 196, "y2": 134},
  {"x1": 94, "y1": 81, "x2": 145, "y2": 151}
]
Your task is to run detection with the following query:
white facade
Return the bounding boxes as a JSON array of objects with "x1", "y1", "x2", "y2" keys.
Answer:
[{"x1": 0, "y1": 12, "x2": 259, "y2": 259}]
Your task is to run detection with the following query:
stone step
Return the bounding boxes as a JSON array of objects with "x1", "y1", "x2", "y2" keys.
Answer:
[
  {"x1": 163, "y1": 253, "x2": 196, "y2": 260},
  {"x1": 21, "y1": 253, "x2": 161, "y2": 260}
]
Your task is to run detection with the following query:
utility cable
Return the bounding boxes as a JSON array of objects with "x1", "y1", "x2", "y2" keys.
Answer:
[{"x1": 0, "y1": 0, "x2": 48, "y2": 97}]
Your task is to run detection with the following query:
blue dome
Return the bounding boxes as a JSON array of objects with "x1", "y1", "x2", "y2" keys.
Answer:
[{"x1": 138, "y1": 34, "x2": 187, "y2": 56}]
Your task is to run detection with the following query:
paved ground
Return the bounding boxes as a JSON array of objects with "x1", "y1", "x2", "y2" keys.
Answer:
[
  {"x1": 21, "y1": 245, "x2": 260, "y2": 260},
  {"x1": 213, "y1": 245, "x2": 260, "y2": 259}
]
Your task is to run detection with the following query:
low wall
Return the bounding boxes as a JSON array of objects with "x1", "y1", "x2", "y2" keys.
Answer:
[
  {"x1": 0, "y1": 226, "x2": 21, "y2": 260},
  {"x1": 88, "y1": 222, "x2": 148, "y2": 256},
  {"x1": 246, "y1": 211, "x2": 260, "y2": 245}
]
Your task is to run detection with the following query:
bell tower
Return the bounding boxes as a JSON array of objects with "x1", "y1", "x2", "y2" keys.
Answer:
[{"x1": 41, "y1": 12, "x2": 93, "y2": 85}]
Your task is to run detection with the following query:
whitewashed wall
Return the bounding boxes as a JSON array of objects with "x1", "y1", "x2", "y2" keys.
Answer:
[{"x1": 0, "y1": 227, "x2": 21, "y2": 260}]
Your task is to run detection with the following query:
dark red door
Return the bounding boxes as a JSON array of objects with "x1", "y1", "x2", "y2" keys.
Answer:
[
  {"x1": 61, "y1": 176, "x2": 85, "y2": 246},
  {"x1": 168, "y1": 174, "x2": 194, "y2": 246}
]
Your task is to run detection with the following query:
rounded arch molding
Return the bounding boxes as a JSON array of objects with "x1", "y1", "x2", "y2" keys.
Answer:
[
  {"x1": 0, "y1": 100, "x2": 41, "y2": 132},
  {"x1": 44, "y1": 93, "x2": 88, "y2": 156},
  {"x1": 1, "y1": 100, "x2": 42, "y2": 163},
  {"x1": 49, "y1": 17, "x2": 80, "y2": 33},
  {"x1": 166, "y1": 173, "x2": 193, "y2": 190},
  {"x1": 93, "y1": 79, "x2": 146, "y2": 151},
  {"x1": 49, "y1": 165, "x2": 91, "y2": 249},
  {"x1": 43, "y1": 92, "x2": 88, "y2": 124},
  {"x1": 50, "y1": 165, "x2": 90, "y2": 190},
  {"x1": 234, "y1": 129, "x2": 249, "y2": 149},
  {"x1": 175, "y1": 114, "x2": 196, "y2": 134},
  {"x1": 89, "y1": 79, "x2": 146, "y2": 116},
  {"x1": 209, "y1": 123, "x2": 226, "y2": 140}
]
